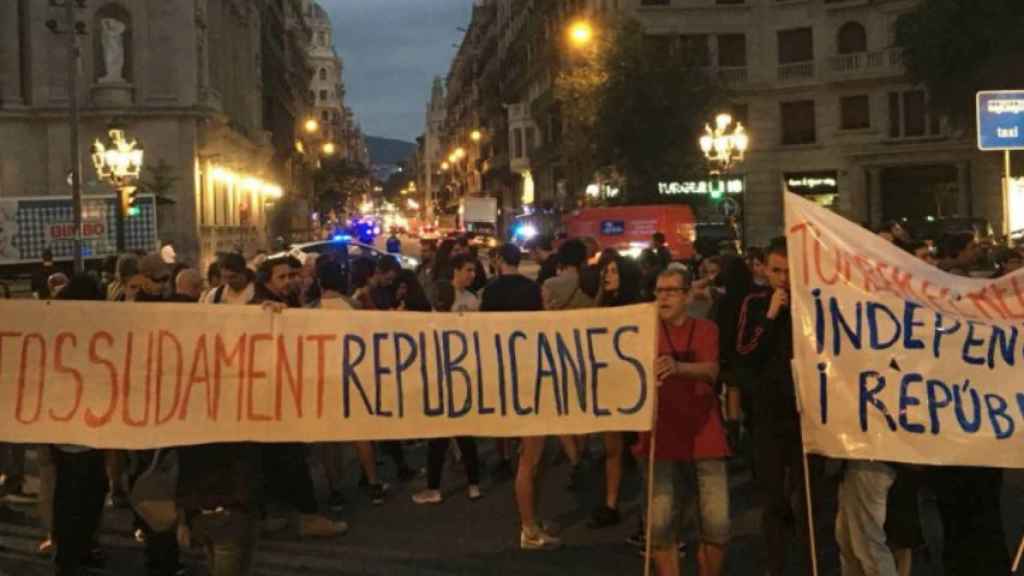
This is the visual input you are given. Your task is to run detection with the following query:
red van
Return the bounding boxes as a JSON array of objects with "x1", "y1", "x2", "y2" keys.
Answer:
[{"x1": 563, "y1": 205, "x2": 697, "y2": 261}]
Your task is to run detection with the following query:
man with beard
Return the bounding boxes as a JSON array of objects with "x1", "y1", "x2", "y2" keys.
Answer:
[{"x1": 251, "y1": 257, "x2": 347, "y2": 537}]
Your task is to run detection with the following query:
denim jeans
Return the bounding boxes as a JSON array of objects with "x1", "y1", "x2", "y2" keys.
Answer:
[
  {"x1": 643, "y1": 459, "x2": 730, "y2": 549},
  {"x1": 836, "y1": 461, "x2": 898, "y2": 576}
]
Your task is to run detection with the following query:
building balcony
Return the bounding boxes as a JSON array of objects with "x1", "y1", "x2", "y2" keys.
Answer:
[
  {"x1": 717, "y1": 66, "x2": 748, "y2": 85},
  {"x1": 778, "y1": 61, "x2": 815, "y2": 82},
  {"x1": 827, "y1": 48, "x2": 906, "y2": 80}
]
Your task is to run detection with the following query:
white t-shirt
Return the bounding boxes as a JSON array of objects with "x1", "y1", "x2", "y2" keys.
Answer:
[
  {"x1": 452, "y1": 288, "x2": 479, "y2": 312},
  {"x1": 203, "y1": 283, "x2": 255, "y2": 305}
]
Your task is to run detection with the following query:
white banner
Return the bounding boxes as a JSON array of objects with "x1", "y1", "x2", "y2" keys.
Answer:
[
  {"x1": 0, "y1": 302, "x2": 655, "y2": 449},
  {"x1": 786, "y1": 193, "x2": 1024, "y2": 468}
]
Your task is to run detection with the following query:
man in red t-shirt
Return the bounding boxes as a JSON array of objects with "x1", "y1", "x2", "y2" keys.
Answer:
[{"x1": 635, "y1": 268, "x2": 730, "y2": 576}]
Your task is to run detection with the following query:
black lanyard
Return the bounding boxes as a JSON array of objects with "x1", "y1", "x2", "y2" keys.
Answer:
[{"x1": 660, "y1": 318, "x2": 696, "y2": 361}]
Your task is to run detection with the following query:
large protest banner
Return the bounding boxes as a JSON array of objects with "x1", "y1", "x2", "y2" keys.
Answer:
[
  {"x1": 0, "y1": 302, "x2": 655, "y2": 448},
  {"x1": 786, "y1": 193, "x2": 1024, "y2": 468}
]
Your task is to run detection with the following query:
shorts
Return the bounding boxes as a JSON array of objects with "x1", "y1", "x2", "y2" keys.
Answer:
[{"x1": 644, "y1": 459, "x2": 730, "y2": 549}]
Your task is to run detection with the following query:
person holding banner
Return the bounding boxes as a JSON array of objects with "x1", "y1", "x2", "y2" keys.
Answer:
[
  {"x1": 251, "y1": 257, "x2": 347, "y2": 537},
  {"x1": 736, "y1": 239, "x2": 826, "y2": 576},
  {"x1": 413, "y1": 253, "x2": 483, "y2": 505},
  {"x1": 634, "y1": 268, "x2": 729, "y2": 576}
]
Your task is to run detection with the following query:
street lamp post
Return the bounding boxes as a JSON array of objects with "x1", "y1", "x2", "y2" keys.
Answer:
[
  {"x1": 92, "y1": 128, "x2": 144, "y2": 253},
  {"x1": 699, "y1": 113, "x2": 749, "y2": 248}
]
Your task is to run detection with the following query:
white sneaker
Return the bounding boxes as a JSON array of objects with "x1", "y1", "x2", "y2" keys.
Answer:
[
  {"x1": 411, "y1": 489, "x2": 443, "y2": 504},
  {"x1": 520, "y1": 526, "x2": 561, "y2": 550},
  {"x1": 467, "y1": 484, "x2": 482, "y2": 500}
]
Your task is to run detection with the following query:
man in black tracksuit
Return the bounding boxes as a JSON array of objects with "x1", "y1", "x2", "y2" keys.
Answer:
[{"x1": 736, "y1": 240, "x2": 830, "y2": 576}]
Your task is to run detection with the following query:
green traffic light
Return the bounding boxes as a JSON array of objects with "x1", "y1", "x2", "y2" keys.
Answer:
[{"x1": 127, "y1": 206, "x2": 141, "y2": 217}]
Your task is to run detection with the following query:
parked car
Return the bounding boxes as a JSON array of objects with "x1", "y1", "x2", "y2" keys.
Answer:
[{"x1": 269, "y1": 237, "x2": 419, "y2": 295}]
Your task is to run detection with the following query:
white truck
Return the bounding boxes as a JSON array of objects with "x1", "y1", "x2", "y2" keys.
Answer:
[{"x1": 459, "y1": 196, "x2": 498, "y2": 235}]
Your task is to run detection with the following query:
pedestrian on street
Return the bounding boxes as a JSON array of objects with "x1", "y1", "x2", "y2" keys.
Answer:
[
  {"x1": 30, "y1": 248, "x2": 57, "y2": 299},
  {"x1": 170, "y1": 268, "x2": 204, "y2": 302},
  {"x1": 412, "y1": 253, "x2": 482, "y2": 505},
  {"x1": 542, "y1": 239, "x2": 594, "y2": 490},
  {"x1": 203, "y1": 253, "x2": 255, "y2": 305},
  {"x1": 108, "y1": 254, "x2": 139, "y2": 302},
  {"x1": 252, "y1": 257, "x2": 346, "y2": 538},
  {"x1": 386, "y1": 232, "x2": 402, "y2": 254},
  {"x1": 589, "y1": 250, "x2": 642, "y2": 530},
  {"x1": 50, "y1": 275, "x2": 110, "y2": 576},
  {"x1": 635, "y1": 268, "x2": 730, "y2": 576}
]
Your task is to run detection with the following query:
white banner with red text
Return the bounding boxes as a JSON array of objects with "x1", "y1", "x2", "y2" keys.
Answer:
[
  {"x1": 0, "y1": 302, "x2": 655, "y2": 449},
  {"x1": 786, "y1": 192, "x2": 1024, "y2": 468}
]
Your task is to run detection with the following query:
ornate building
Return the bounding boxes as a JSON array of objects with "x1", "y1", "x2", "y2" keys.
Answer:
[{"x1": 0, "y1": 0, "x2": 315, "y2": 268}]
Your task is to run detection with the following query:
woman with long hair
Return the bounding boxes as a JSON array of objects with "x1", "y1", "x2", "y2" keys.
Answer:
[{"x1": 590, "y1": 251, "x2": 642, "y2": 528}]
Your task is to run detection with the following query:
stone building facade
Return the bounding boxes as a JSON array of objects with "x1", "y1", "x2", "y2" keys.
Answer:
[
  {"x1": 438, "y1": 0, "x2": 1006, "y2": 246},
  {"x1": 0, "y1": 0, "x2": 317, "y2": 268}
]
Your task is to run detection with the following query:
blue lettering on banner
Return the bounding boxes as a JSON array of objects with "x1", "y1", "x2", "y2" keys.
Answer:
[
  {"x1": 932, "y1": 314, "x2": 961, "y2": 359},
  {"x1": 985, "y1": 393, "x2": 1014, "y2": 440},
  {"x1": 393, "y1": 332, "x2": 418, "y2": 418},
  {"x1": 508, "y1": 331, "x2": 532, "y2": 416},
  {"x1": 493, "y1": 334, "x2": 508, "y2": 416},
  {"x1": 556, "y1": 330, "x2": 587, "y2": 414},
  {"x1": 902, "y1": 302, "x2": 926, "y2": 350},
  {"x1": 534, "y1": 333, "x2": 563, "y2": 416},
  {"x1": 372, "y1": 333, "x2": 393, "y2": 418},
  {"x1": 866, "y1": 302, "x2": 901, "y2": 350},
  {"x1": 926, "y1": 379, "x2": 952, "y2": 435},
  {"x1": 897, "y1": 373, "x2": 926, "y2": 434},
  {"x1": 473, "y1": 332, "x2": 494, "y2": 416},
  {"x1": 961, "y1": 322, "x2": 988, "y2": 366},
  {"x1": 858, "y1": 371, "x2": 897, "y2": 432},
  {"x1": 423, "y1": 332, "x2": 445, "y2": 417},
  {"x1": 817, "y1": 363, "x2": 829, "y2": 424},
  {"x1": 952, "y1": 380, "x2": 981, "y2": 433},
  {"x1": 442, "y1": 331, "x2": 472, "y2": 418},
  {"x1": 613, "y1": 326, "x2": 647, "y2": 416},
  {"x1": 587, "y1": 327, "x2": 611, "y2": 417},
  {"x1": 342, "y1": 334, "x2": 372, "y2": 417}
]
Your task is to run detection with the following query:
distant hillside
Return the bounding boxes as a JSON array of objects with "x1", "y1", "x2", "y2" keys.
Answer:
[{"x1": 365, "y1": 136, "x2": 416, "y2": 166}]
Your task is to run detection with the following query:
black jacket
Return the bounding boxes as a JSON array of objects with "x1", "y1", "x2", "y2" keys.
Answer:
[
  {"x1": 736, "y1": 291, "x2": 798, "y2": 427},
  {"x1": 481, "y1": 274, "x2": 543, "y2": 312}
]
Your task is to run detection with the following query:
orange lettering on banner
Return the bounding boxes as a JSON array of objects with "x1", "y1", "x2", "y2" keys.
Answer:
[
  {"x1": 966, "y1": 287, "x2": 1007, "y2": 320},
  {"x1": 16, "y1": 333, "x2": 46, "y2": 424},
  {"x1": 214, "y1": 334, "x2": 247, "y2": 422},
  {"x1": 122, "y1": 332, "x2": 152, "y2": 427},
  {"x1": 812, "y1": 235, "x2": 846, "y2": 286},
  {"x1": 886, "y1": 265, "x2": 918, "y2": 302},
  {"x1": 155, "y1": 330, "x2": 184, "y2": 425},
  {"x1": 86, "y1": 332, "x2": 119, "y2": 428},
  {"x1": 306, "y1": 334, "x2": 337, "y2": 418},
  {"x1": 990, "y1": 283, "x2": 1024, "y2": 320},
  {"x1": 50, "y1": 332, "x2": 83, "y2": 422},
  {"x1": 180, "y1": 335, "x2": 215, "y2": 421},
  {"x1": 0, "y1": 332, "x2": 24, "y2": 419},
  {"x1": 275, "y1": 335, "x2": 304, "y2": 420},
  {"x1": 789, "y1": 222, "x2": 813, "y2": 285},
  {"x1": 246, "y1": 334, "x2": 272, "y2": 422}
]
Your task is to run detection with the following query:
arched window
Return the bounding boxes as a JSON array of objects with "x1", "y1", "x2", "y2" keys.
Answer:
[
  {"x1": 838, "y1": 22, "x2": 867, "y2": 55},
  {"x1": 319, "y1": 67, "x2": 327, "y2": 81}
]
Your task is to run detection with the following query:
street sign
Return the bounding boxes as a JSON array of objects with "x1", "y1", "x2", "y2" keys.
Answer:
[{"x1": 977, "y1": 91, "x2": 1024, "y2": 151}]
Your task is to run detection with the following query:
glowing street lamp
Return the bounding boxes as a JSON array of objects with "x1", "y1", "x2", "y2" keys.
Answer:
[
  {"x1": 454, "y1": 147, "x2": 466, "y2": 160},
  {"x1": 568, "y1": 20, "x2": 594, "y2": 48},
  {"x1": 470, "y1": 130, "x2": 482, "y2": 143},
  {"x1": 321, "y1": 142, "x2": 336, "y2": 156},
  {"x1": 304, "y1": 118, "x2": 320, "y2": 133},
  {"x1": 699, "y1": 113, "x2": 748, "y2": 176},
  {"x1": 91, "y1": 128, "x2": 144, "y2": 252},
  {"x1": 441, "y1": 161, "x2": 450, "y2": 171}
]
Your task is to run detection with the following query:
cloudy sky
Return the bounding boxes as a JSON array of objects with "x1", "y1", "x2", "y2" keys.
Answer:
[{"x1": 322, "y1": 0, "x2": 473, "y2": 143}]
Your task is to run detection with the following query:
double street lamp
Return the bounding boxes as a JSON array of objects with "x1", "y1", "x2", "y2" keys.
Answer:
[{"x1": 92, "y1": 128, "x2": 144, "y2": 252}]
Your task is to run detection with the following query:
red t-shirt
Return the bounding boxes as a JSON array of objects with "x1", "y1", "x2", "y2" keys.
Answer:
[{"x1": 634, "y1": 317, "x2": 729, "y2": 461}]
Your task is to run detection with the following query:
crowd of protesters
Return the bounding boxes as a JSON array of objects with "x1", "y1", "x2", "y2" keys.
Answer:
[{"x1": 1, "y1": 222, "x2": 1023, "y2": 576}]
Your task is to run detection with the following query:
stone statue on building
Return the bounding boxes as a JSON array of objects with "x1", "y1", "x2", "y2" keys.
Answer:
[{"x1": 98, "y1": 18, "x2": 127, "y2": 83}]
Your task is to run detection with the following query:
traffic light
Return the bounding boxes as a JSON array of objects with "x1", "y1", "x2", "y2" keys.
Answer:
[
  {"x1": 119, "y1": 186, "x2": 140, "y2": 216},
  {"x1": 709, "y1": 180, "x2": 724, "y2": 201}
]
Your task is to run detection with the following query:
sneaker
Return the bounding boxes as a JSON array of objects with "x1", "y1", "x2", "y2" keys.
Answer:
[
  {"x1": 627, "y1": 528, "x2": 687, "y2": 556},
  {"x1": 467, "y1": 484, "x2": 482, "y2": 501},
  {"x1": 411, "y1": 489, "x2": 443, "y2": 504},
  {"x1": 327, "y1": 490, "x2": 346, "y2": 512},
  {"x1": 368, "y1": 482, "x2": 388, "y2": 505},
  {"x1": 520, "y1": 525, "x2": 562, "y2": 550},
  {"x1": 588, "y1": 505, "x2": 620, "y2": 529},
  {"x1": 300, "y1": 514, "x2": 348, "y2": 538}
]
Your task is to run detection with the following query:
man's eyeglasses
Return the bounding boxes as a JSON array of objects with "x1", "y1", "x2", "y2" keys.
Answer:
[{"x1": 655, "y1": 287, "x2": 686, "y2": 296}]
